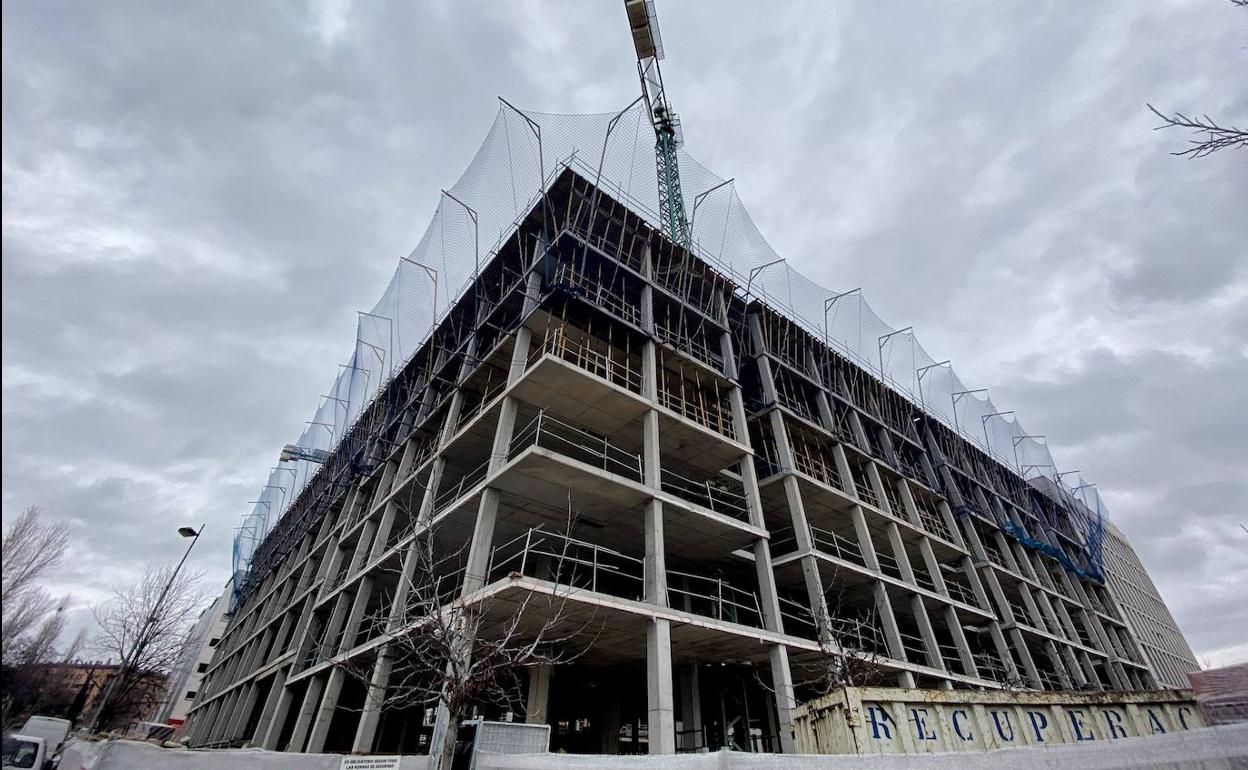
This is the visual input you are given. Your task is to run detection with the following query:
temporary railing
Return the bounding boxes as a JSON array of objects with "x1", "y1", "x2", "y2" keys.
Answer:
[
  {"x1": 789, "y1": 436, "x2": 846, "y2": 492},
  {"x1": 938, "y1": 640, "x2": 964, "y2": 673},
  {"x1": 980, "y1": 540, "x2": 1009, "y2": 568},
  {"x1": 852, "y1": 473, "x2": 880, "y2": 508},
  {"x1": 1006, "y1": 596, "x2": 1035, "y2": 628},
  {"x1": 1072, "y1": 617, "x2": 1096, "y2": 648},
  {"x1": 778, "y1": 594, "x2": 819, "y2": 640},
  {"x1": 654, "y1": 317, "x2": 725, "y2": 373},
  {"x1": 1037, "y1": 667, "x2": 1065, "y2": 691},
  {"x1": 809, "y1": 524, "x2": 866, "y2": 567},
  {"x1": 898, "y1": 628, "x2": 930, "y2": 664},
  {"x1": 829, "y1": 613, "x2": 888, "y2": 656},
  {"x1": 667, "y1": 569, "x2": 763, "y2": 628},
  {"x1": 881, "y1": 478, "x2": 906, "y2": 517},
  {"x1": 944, "y1": 577, "x2": 980, "y2": 608},
  {"x1": 550, "y1": 259, "x2": 644, "y2": 329},
  {"x1": 651, "y1": 262, "x2": 724, "y2": 323},
  {"x1": 486, "y1": 526, "x2": 765, "y2": 629},
  {"x1": 562, "y1": 220, "x2": 646, "y2": 276},
  {"x1": 529, "y1": 323, "x2": 643, "y2": 394},
  {"x1": 775, "y1": 383, "x2": 818, "y2": 424},
  {"x1": 896, "y1": 453, "x2": 929, "y2": 486},
  {"x1": 876, "y1": 550, "x2": 905, "y2": 581},
  {"x1": 915, "y1": 502, "x2": 955, "y2": 542},
  {"x1": 911, "y1": 564, "x2": 939, "y2": 594},
  {"x1": 660, "y1": 468, "x2": 749, "y2": 521},
  {"x1": 454, "y1": 376, "x2": 507, "y2": 433},
  {"x1": 489, "y1": 528, "x2": 648, "y2": 612},
  {"x1": 657, "y1": 364, "x2": 736, "y2": 439},
  {"x1": 974, "y1": 650, "x2": 1011, "y2": 683},
  {"x1": 432, "y1": 460, "x2": 490, "y2": 514},
  {"x1": 508, "y1": 411, "x2": 645, "y2": 482}
]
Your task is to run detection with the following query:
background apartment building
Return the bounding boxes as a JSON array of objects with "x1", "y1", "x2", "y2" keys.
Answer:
[{"x1": 1101, "y1": 522, "x2": 1200, "y2": 689}]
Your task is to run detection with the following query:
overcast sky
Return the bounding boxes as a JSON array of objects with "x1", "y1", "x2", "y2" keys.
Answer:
[{"x1": 3, "y1": 1, "x2": 1245, "y2": 667}]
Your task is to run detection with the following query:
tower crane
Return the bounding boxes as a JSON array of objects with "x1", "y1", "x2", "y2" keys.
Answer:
[{"x1": 624, "y1": 0, "x2": 691, "y2": 249}]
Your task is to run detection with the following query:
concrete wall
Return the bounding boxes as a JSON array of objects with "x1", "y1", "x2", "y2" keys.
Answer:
[
  {"x1": 59, "y1": 724, "x2": 1248, "y2": 770},
  {"x1": 793, "y1": 686, "x2": 1204, "y2": 755},
  {"x1": 58, "y1": 740, "x2": 429, "y2": 770}
]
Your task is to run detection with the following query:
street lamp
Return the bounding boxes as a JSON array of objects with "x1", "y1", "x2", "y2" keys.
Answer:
[{"x1": 89, "y1": 525, "x2": 204, "y2": 732}]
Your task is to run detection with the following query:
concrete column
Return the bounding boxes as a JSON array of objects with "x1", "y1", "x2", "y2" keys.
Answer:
[
  {"x1": 678, "y1": 665, "x2": 703, "y2": 751},
  {"x1": 217, "y1": 690, "x2": 240, "y2": 740},
  {"x1": 873, "y1": 582, "x2": 907, "y2": 664},
  {"x1": 1060, "y1": 643, "x2": 1089, "y2": 689},
  {"x1": 525, "y1": 664, "x2": 553, "y2": 724},
  {"x1": 831, "y1": 444, "x2": 857, "y2": 498},
  {"x1": 850, "y1": 505, "x2": 881, "y2": 571},
  {"x1": 225, "y1": 682, "x2": 260, "y2": 743},
  {"x1": 942, "y1": 605, "x2": 978, "y2": 678},
  {"x1": 783, "y1": 477, "x2": 832, "y2": 643},
  {"x1": 988, "y1": 622, "x2": 1022, "y2": 684},
  {"x1": 336, "y1": 578, "x2": 375, "y2": 656},
  {"x1": 285, "y1": 674, "x2": 326, "y2": 752},
  {"x1": 1009, "y1": 628, "x2": 1043, "y2": 687},
  {"x1": 462, "y1": 489, "x2": 502, "y2": 593},
  {"x1": 768, "y1": 645, "x2": 797, "y2": 753},
  {"x1": 865, "y1": 463, "x2": 891, "y2": 513},
  {"x1": 846, "y1": 410, "x2": 872, "y2": 452},
  {"x1": 647, "y1": 619, "x2": 676, "y2": 754},
  {"x1": 252, "y1": 669, "x2": 288, "y2": 747},
  {"x1": 884, "y1": 523, "x2": 916, "y2": 583},
  {"x1": 1045, "y1": 639, "x2": 1074, "y2": 689},
  {"x1": 259, "y1": 679, "x2": 295, "y2": 750},
  {"x1": 352, "y1": 649, "x2": 392, "y2": 753},
  {"x1": 910, "y1": 594, "x2": 945, "y2": 670},
  {"x1": 896, "y1": 478, "x2": 923, "y2": 528},
  {"x1": 1017, "y1": 584, "x2": 1044, "y2": 630},
  {"x1": 305, "y1": 668, "x2": 345, "y2": 753},
  {"x1": 937, "y1": 502, "x2": 966, "y2": 549},
  {"x1": 1078, "y1": 650, "x2": 1103, "y2": 690},
  {"x1": 918, "y1": 539, "x2": 947, "y2": 595}
]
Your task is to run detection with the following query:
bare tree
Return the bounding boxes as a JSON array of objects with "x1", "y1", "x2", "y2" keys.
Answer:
[
  {"x1": 1147, "y1": 105, "x2": 1248, "y2": 159},
  {"x1": 803, "y1": 579, "x2": 889, "y2": 696},
  {"x1": 1146, "y1": 2, "x2": 1247, "y2": 158},
  {"x1": 89, "y1": 564, "x2": 207, "y2": 730},
  {"x1": 2, "y1": 506, "x2": 71, "y2": 661},
  {"x1": 335, "y1": 505, "x2": 596, "y2": 770}
]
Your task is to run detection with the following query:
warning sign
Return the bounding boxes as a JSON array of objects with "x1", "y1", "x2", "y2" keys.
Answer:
[{"x1": 339, "y1": 757, "x2": 402, "y2": 770}]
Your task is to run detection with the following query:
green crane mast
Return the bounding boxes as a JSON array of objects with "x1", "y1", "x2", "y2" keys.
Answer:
[{"x1": 625, "y1": 0, "x2": 691, "y2": 249}]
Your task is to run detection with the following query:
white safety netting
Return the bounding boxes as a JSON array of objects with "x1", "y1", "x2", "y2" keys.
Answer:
[{"x1": 232, "y1": 101, "x2": 1110, "y2": 592}]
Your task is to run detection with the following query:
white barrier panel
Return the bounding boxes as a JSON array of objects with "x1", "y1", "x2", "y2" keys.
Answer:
[
  {"x1": 794, "y1": 686, "x2": 1207, "y2": 755},
  {"x1": 476, "y1": 723, "x2": 1248, "y2": 769},
  {"x1": 57, "y1": 739, "x2": 430, "y2": 770},
  {"x1": 59, "y1": 724, "x2": 1248, "y2": 770}
]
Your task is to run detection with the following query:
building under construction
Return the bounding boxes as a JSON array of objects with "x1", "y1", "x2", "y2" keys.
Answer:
[{"x1": 183, "y1": 2, "x2": 1193, "y2": 758}]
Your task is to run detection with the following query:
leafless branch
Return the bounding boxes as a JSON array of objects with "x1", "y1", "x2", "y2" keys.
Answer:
[
  {"x1": 331, "y1": 495, "x2": 599, "y2": 768},
  {"x1": 89, "y1": 564, "x2": 208, "y2": 728},
  {"x1": 2, "y1": 506, "x2": 72, "y2": 661},
  {"x1": 1147, "y1": 103, "x2": 1248, "y2": 159}
]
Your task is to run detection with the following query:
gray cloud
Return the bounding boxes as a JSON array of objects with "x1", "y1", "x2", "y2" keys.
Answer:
[{"x1": 3, "y1": 0, "x2": 1245, "y2": 665}]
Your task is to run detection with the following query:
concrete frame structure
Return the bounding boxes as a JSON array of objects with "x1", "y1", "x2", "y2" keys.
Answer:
[
  {"x1": 1101, "y1": 521, "x2": 1199, "y2": 689},
  {"x1": 185, "y1": 169, "x2": 1157, "y2": 757}
]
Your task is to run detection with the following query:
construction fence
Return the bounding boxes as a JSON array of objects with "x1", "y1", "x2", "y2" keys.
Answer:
[{"x1": 61, "y1": 723, "x2": 1248, "y2": 770}]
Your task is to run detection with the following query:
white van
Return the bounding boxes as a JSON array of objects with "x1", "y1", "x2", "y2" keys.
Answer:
[
  {"x1": 15, "y1": 719, "x2": 69, "y2": 756},
  {"x1": 1, "y1": 734, "x2": 50, "y2": 770}
]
